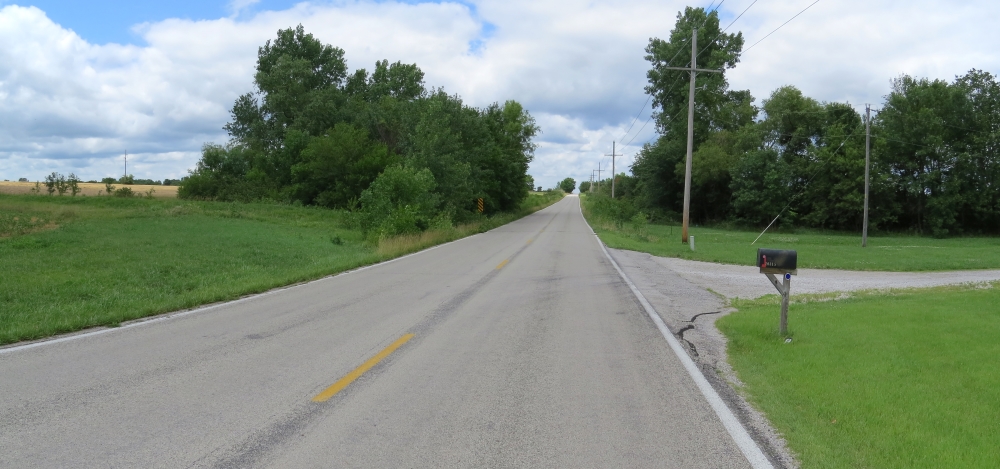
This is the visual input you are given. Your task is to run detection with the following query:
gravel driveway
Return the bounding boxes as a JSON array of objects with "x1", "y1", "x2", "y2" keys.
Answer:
[{"x1": 619, "y1": 251, "x2": 1000, "y2": 299}]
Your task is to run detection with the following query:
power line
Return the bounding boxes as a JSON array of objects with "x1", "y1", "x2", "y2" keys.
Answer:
[
  {"x1": 614, "y1": 1, "x2": 723, "y2": 148},
  {"x1": 609, "y1": 106, "x2": 690, "y2": 173},
  {"x1": 696, "y1": 0, "x2": 760, "y2": 58},
  {"x1": 743, "y1": 0, "x2": 821, "y2": 53},
  {"x1": 610, "y1": 1, "x2": 756, "y2": 173},
  {"x1": 616, "y1": 95, "x2": 650, "y2": 143},
  {"x1": 751, "y1": 121, "x2": 864, "y2": 244}
]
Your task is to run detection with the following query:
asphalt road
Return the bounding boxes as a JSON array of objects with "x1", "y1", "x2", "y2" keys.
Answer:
[{"x1": 0, "y1": 196, "x2": 758, "y2": 468}]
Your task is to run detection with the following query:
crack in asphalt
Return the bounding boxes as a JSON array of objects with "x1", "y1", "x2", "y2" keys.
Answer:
[
  {"x1": 676, "y1": 311, "x2": 722, "y2": 358},
  {"x1": 687, "y1": 310, "x2": 723, "y2": 323},
  {"x1": 676, "y1": 324, "x2": 698, "y2": 357}
]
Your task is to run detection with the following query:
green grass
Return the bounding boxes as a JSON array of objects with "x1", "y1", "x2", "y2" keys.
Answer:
[
  {"x1": 580, "y1": 196, "x2": 1000, "y2": 271},
  {"x1": 0, "y1": 192, "x2": 563, "y2": 345},
  {"x1": 718, "y1": 285, "x2": 1000, "y2": 468}
]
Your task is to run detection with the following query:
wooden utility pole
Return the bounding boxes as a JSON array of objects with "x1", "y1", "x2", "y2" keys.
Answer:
[
  {"x1": 605, "y1": 142, "x2": 622, "y2": 198},
  {"x1": 124, "y1": 150, "x2": 127, "y2": 178},
  {"x1": 863, "y1": 104, "x2": 871, "y2": 247},
  {"x1": 595, "y1": 162, "x2": 603, "y2": 193},
  {"x1": 659, "y1": 29, "x2": 722, "y2": 243}
]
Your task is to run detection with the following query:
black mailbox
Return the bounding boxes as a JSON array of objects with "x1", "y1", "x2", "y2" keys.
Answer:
[{"x1": 757, "y1": 248, "x2": 797, "y2": 274}]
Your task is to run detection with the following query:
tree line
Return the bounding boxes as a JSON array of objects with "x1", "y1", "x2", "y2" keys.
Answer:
[
  {"x1": 179, "y1": 25, "x2": 539, "y2": 240},
  {"x1": 610, "y1": 7, "x2": 1000, "y2": 237}
]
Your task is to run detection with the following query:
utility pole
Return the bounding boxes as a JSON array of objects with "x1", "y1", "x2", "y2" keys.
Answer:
[
  {"x1": 605, "y1": 142, "x2": 622, "y2": 198},
  {"x1": 124, "y1": 150, "x2": 127, "y2": 178},
  {"x1": 659, "y1": 28, "x2": 722, "y2": 243},
  {"x1": 863, "y1": 104, "x2": 871, "y2": 247},
  {"x1": 596, "y1": 162, "x2": 603, "y2": 193}
]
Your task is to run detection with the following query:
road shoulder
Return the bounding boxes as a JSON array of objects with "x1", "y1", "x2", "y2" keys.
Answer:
[{"x1": 608, "y1": 247, "x2": 799, "y2": 469}]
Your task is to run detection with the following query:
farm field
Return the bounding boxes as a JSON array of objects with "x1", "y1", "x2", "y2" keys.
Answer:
[
  {"x1": 0, "y1": 181, "x2": 178, "y2": 198},
  {"x1": 580, "y1": 195, "x2": 1000, "y2": 272},
  {"x1": 718, "y1": 285, "x2": 1000, "y2": 468},
  {"x1": 0, "y1": 191, "x2": 562, "y2": 345}
]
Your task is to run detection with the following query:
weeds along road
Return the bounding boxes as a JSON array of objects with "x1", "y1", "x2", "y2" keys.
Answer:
[{"x1": 0, "y1": 196, "x2": 759, "y2": 468}]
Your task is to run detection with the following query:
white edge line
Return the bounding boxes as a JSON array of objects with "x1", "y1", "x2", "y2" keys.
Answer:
[
  {"x1": 580, "y1": 201, "x2": 773, "y2": 469},
  {"x1": 0, "y1": 229, "x2": 488, "y2": 356}
]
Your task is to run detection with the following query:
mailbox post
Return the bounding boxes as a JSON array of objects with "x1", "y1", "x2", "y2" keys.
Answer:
[{"x1": 757, "y1": 248, "x2": 797, "y2": 336}]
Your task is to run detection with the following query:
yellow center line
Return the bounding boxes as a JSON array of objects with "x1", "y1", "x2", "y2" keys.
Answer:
[
  {"x1": 526, "y1": 238, "x2": 533, "y2": 244},
  {"x1": 312, "y1": 333, "x2": 415, "y2": 402},
  {"x1": 496, "y1": 259, "x2": 509, "y2": 269}
]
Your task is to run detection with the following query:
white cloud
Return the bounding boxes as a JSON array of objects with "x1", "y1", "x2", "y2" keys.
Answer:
[
  {"x1": 228, "y1": 0, "x2": 261, "y2": 17},
  {"x1": 0, "y1": 0, "x2": 998, "y2": 189}
]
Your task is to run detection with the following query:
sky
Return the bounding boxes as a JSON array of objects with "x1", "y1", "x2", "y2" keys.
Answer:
[{"x1": 1, "y1": 0, "x2": 998, "y2": 190}]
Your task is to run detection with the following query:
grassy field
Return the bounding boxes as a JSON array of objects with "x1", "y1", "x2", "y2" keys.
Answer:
[
  {"x1": 0, "y1": 180, "x2": 179, "y2": 198},
  {"x1": 718, "y1": 285, "x2": 1000, "y2": 468},
  {"x1": 0, "y1": 191, "x2": 562, "y2": 345},
  {"x1": 580, "y1": 195, "x2": 1000, "y2": 271}
]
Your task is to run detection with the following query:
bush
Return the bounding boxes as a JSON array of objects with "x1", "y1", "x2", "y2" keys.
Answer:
[
  {"x1": 356, "y1": 165, "x2": 439, "y2": 240},
  {"x1": 178, "y1": 144, "x2": 270, "y2": 202},
  {"x1": 44, "y1": 172, "x2": 63, "y2": 195},
  {"x1": 113, "y1": 187, "x2": 135, "y2": 198},
  {"x1": 68, "y1": 173, "x2": 81, "y2": 196},
  {"x1": 589, "y1": 194, "x2": 639, "y2": 228}
]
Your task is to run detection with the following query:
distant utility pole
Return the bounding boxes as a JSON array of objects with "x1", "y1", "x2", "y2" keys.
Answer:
[
  {"x1": 863, "y1": 104, "x2": 871, "y2": 247},
  {"x1": 590, "y1": 172, "x2": 595, "y2": 192},
  {"x1": 605, "y1": 141, "x2": 622, "y2": 198},
  {"x1": 124, "y1": 150, "x2": 127, "y2": 178},
  {"x1": 596, "y1": 162, "x2": 604, "y2": 193},
  {"x1": 659, "y1": 28, "x2": 722, "y2": 243}
]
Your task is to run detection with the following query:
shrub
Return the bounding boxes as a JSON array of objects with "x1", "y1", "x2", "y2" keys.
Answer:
[
  {"x1": 43, "y1": 172, "x2": 62, "y2": 195},
  {"x1": 356, "y1": 165, "x2": 438, "y2": 240},
  {"x1": 68, "y1": 173, "x2": 81, "y2": 196},
  {"x1": 113, "y1": 187, "x2": 135, "y2": 198}
]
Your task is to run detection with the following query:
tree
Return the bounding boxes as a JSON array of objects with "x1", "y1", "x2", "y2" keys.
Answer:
[
  {"x1": 634, "y1": 6, "x2": 751, "y2": 219},
  {"x1": 43, "y1": 172, "x2": 60, "y2": 195},
  {"x1": 578, "y1": 181, "x2": 591, "y2": 193},
  {"x1": 877, "y1": 75, "x2": 973, "y2": 236},
  {"x1": 559, "y1": 177, "x2": 576, "y2": 193},
  {"x1": 357, "y1": 165, "x2": 438, "y2": 239},
  {"x1": 291, "y1": 123, "x2": 398, "y2": 208},
  {"x1": 224, "y1": 25, "x2": 349, "y2": 189},
  {"x1": 67, "y1": 173, "x2": 81, "y2": 196},
  {"x1": 184, "y1": 24, "x2": 538, "y2": 226}
]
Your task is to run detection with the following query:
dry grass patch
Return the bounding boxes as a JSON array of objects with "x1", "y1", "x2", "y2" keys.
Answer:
[
  {"x1": 0, "y1": 213, "x2": 58, "y2": 238},
  {"x1": 0, "y1": 181, "x2": 178, "y2": 198}
]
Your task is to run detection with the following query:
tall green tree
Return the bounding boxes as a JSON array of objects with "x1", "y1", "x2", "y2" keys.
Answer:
[
  {"x1": 877, "y1": 75, "x2": 974, "y2": 235},
  {"x1": 559, "y1": 178, "x2": 576, "y2": 193},
  {"x1": 185, "y1": 24, "x2": 539, "y2": 232},
  {"x1": 633, "y1": 6, "x2": 752, "y2": 218},
  {"x1": 291, "y1": 123, "x2": 399, "y2": 208},
  {"x1": 223, "y1": 25, "x2": 350, "y2": 192}
]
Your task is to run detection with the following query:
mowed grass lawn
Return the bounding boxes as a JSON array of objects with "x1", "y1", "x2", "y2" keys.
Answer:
[
  {"x1": 586, "y1": 215, "x2": 1000, "y2": 272},
  {"x1": 719, "y1": 285, "x2": 1000, "y2": 468},
  {"x1": 0, "y1": 192, "x2": 562, "y2": 345}
]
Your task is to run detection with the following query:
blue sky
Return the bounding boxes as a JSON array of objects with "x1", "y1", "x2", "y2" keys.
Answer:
[
  {"x1": 1, "y1": 0, "x2": 998, "y2": 189},
  {"x1": 10, "y1": 1, "x2": 297, "y2": 44}
]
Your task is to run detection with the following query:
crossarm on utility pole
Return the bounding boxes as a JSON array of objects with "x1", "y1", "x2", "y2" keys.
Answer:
[{"x1": 659, "y1": 67, "x2": 725, "y2": 73}]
